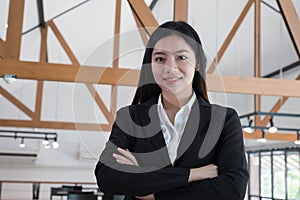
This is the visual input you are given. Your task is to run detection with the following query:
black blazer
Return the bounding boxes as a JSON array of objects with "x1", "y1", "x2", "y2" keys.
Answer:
[{"x1": 95, "y1": 95, "x2": 249, "y2": 200}]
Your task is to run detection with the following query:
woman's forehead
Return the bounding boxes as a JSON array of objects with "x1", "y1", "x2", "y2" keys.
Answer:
[{"x1": 152, "y1": 35, "x2": 193, "y2": 54}]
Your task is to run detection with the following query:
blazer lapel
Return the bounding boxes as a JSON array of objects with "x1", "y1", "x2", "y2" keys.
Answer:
[
  {"x1": 175, "y1": 96, "x2": 211, "y2": 165},
  {"x1": 136, "y1": 97, "x2": 167, "y2": 151}
]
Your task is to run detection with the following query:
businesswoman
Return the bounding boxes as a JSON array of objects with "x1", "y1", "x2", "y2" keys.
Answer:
[{"x1": 95, "y1": 21, "x2": 248, "y2": 200}]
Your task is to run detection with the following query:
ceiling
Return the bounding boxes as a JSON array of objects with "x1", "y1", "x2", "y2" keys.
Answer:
[{"x1": 0, "y1": 0, "x2": 300, "y2": 153}]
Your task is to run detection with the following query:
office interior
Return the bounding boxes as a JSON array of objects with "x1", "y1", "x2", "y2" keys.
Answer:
[{"x1": 0, "y1": 0, "x2": 299, "y2": 199}]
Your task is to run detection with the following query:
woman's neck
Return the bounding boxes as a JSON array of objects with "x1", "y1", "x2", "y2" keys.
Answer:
[{"x1": 161, "y1": 90, "x2": 193, "y2": 111}]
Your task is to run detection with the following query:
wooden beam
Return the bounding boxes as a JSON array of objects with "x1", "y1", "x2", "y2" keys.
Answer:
[
  {"x1": 0, "y1": 119, "x2": 112, "y2": 131},
  {"x1": 131, "y1": 8, "x2": 148, "y2": 46},
  {"x1": 34, "y1": 81, "x2": 43, "y2": 121},
  {"x1": 86, "y1": 84, "x2": 114, "y2": 123},
  {"x1": 174, "y1": 0, "x2": 188, "y2": 22},
  {"x1": 0, "y1": 87, "x2": 35, "y2": 119},
  {"x1": 0, "y1": 60, "x2": 140, "y2": 86},
  {"x1": 113, "y1": 0, "x2": 121, "y2": 69},
  {"x1": 39, "y1": 26, "x2": 48, "y2": 62},
  {"x1": 207, "y1": 0, "x2": 254, "y2": 73},
  {"x1": 277, "y1": 0, "x2": 300, "y2": 58},
  {"x1": 206, "y1": 74, "x2": 300, "y2": 97},
  {"x1": 4, "y1": 0, "x2": 25, "y2": 60},
  {"x1": 260, "y1": 97, "x2": 288, "y2": 126},
  {"x1": 259, "y1": 74, "x2": 300, "y2": 126},
  {"x1": 1, "y1": 60, "x2": 300, "y2": 97},
  {"x1": 254, "y1": 0, "x2": 261, "y2": 126},
  {"x1": 47, "y1": 20, "x2": 80, "y2": 66},
  {"x1": 0, "y1": 38, "x2": 4, "y2": 47},
  {"x1": 243, "y1": 130, "x2": 297, "y2": 142},
  {"x1": 37, "y1": 26, "x2": 46, "y2": 121},
  {"x1": 0, "y1": 38, "x2": 4, "y2": 59},
  {"x1": 127, "y1": 0, "x2": 159, "y2": 35},
  {"x1": 111, "y1": 0, "x2": 122, "y2": 116}
]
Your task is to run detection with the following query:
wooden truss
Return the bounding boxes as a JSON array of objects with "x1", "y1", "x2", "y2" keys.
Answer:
[{"x1": 0, "y1": 0, "x2": 300, "y2": 141}]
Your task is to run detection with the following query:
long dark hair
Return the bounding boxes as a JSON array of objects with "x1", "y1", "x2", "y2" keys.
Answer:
[{"x1": 132, "y1": 21, "x2": 209, "y2": 105}]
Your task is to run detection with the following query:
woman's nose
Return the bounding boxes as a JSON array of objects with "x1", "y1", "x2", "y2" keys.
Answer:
[{"x1": 165, "y1": 57, "x2": 178, "y2": 72}]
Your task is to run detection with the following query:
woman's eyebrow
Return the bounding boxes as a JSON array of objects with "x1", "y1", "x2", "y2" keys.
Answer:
[
  {"x1": 153, "y1": 51, "x2": 167, "y2": 56},
  {"x1": 153, "y1": 49, "x2": 189, "y2": 55}
]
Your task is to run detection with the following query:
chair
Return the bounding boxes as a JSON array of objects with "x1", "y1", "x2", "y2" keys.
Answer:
[
  {"x1": 62, "y1": 185, "x2": 82, "y2": 192},
  {"x1": 67, "y1": 191, "x2": 97, "y2": 200},
  {"x1": 50, "y1": 185, "x2": 83, "y2": 200}
]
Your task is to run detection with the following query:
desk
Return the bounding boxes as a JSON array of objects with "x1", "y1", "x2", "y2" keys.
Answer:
[{"x1": 51, "y1": 190, "x2": 104, "y2": 200}]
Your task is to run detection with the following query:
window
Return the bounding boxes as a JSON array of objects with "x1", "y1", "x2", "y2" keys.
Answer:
[{"x1": 247, "y1": 148, "x2": 300, "y2": 200}]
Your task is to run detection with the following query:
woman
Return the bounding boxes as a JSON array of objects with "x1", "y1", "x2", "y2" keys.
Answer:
[{"x1": 95, "y1": 21, "x2": 248, "y2": 200}]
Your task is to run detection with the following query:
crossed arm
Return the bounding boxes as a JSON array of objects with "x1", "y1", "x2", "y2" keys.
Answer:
[
  {"x1": 113, "y1": 147, "x2": 218, "y2": 200},
  {"x1": 94, "y1": 108, "x2": 248, "y2": 199}
]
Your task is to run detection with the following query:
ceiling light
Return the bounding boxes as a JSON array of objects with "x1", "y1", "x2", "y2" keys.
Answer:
[
  {"x1": 0, "y1": 130, "x2": 59, "y2": 150},
  {"x1": 243, "y1": 118, "x2": 253, "y2": 133},
  {"x1": 3, "y1": 74, "x2": 16, "y2": 84},
  {"x1": 268, "y1": 117, "x2": 278, "y2": 133},
  {"x1": 42, "y1": 134, "x2": 49, "y2": 145},
  {"x1": 243, "y1": 127, "x2": 253, "y2": 134},
  {"x1": 52, "y1": 138, "x2": 59, "y2": 149},
  {"x1": 256, "y1": 130, "x2": 267, "y2": 143},
  {"x1": 19, "y1": 138, "x2": 25, "y2": 148}
]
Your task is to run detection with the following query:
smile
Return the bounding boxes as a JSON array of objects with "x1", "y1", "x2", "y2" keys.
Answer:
[{"x1": 163, "y1": 77, "x2": 183, "y2": 81}]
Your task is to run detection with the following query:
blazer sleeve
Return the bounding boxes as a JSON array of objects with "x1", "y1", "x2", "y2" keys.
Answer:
[
  {"x1": 155, "y1": 108, "x2": 249, "y2": 200},
  {"x1": 94, "y1": 107, "x2": 190, "y2": 196}
]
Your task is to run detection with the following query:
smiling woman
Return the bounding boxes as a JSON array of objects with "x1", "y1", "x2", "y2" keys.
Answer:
[
  {"x1": 151, "y1": 35, "x2": 196, "y2": 107},
  {"x1": 95, "y1": 21, "x2": 248, "y2": 200}
]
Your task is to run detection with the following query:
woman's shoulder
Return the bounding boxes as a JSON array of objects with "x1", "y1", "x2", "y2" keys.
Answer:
[{"x1": 209, "y1": 103, "x2": 239, "y2": 120}]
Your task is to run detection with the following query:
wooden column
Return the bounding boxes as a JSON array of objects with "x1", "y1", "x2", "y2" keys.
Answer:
[
  {"x1": 174, "y1": 0, "x2": 188, "y2": 22},
  {"x1": 4, "y1": 0, "x2": 25, "y2": 60},
  {"x1": 254, "y1": 0, "x2": 261, "y2": 126}
]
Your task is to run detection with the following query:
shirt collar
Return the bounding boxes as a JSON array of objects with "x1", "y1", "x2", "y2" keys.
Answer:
[{"x1": 157, "y1": 92, "x2": 196, "y2": 113}]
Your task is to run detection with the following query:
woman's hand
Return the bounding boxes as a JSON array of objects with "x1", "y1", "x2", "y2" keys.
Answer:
[
  {"x1": 188, "y1": 164, "x2": 218, "y2": 183},
  {"x1": 135, "y1": 194, "x2": 155, "y2": 200},
  {"x1": 113, "y1": 147, "x2": 139, "y2": 166}
]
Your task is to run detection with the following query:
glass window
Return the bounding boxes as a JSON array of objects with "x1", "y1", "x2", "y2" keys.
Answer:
[
  {"x1": 248, "y1": 148, "x2": 300, "y2": 200},
  {"x1": 249, "y1": 153, "x2": 259, "y2": 197},
  {"x1": 287, "y1": 151, "x2": 300, "y2": 200},
  {"x1": 273, "y1": 151, "x2": 286, "y2": 199},
  {"x1": 261, "y1": 152, "x2": 272, "y2": 198}
]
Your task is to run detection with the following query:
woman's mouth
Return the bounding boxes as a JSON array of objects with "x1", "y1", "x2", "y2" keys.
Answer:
[{"x1": 163, "y1": 77, "x2": 183, "y2": 82}]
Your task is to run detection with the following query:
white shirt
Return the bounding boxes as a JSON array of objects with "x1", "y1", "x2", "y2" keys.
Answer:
[{"x1": 157, "y1": 93, "x2": 196, "y2": 164}]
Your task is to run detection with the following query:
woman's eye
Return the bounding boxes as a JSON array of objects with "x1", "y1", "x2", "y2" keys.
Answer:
[
  {"x1": 154, "y1": 57, "x2": 165, "y2": 62},
  {"x1": 178, "y1": 55, "x2": 187, "y2": 60}
]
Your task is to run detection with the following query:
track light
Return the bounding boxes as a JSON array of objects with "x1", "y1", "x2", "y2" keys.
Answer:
[
  {"x1": 0, "y1": 130, "x2": 59, "y2": 150},
  {"x1": 52, "y1": 138, "x2": 59, "y2": 149},
  {"x1": 268, "y1": 117, "x2": 278, "y2": 133},
  {"x1": 42, "y1": 135, "x2": 49, "y2": 145},
  {"x1": 243, "y1": 118, "x2": 253, "y2": 133},
  {"x1": 294, "y1": 131, "x2": 300, "y2": 145},
  {"x1": 256, "y1": 130, "x2": 267, "y2": 143},
  {"x1": 19, "y1": 138, "x2": 26, "y2": 148}
]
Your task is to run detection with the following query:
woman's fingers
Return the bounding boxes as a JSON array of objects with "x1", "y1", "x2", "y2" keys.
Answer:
[
  {"x1": 135, "y1": 194, "x2": 155, "y2": 200},
  {"x1": 112, "y1": 147, "x2": 139, "y2": 166},
  {"x1": 117, "y1": 147, "x2": 139, "y2": 166},
  {"x1": 113, "y1": 153, "x2": 133, "y2": 165}
]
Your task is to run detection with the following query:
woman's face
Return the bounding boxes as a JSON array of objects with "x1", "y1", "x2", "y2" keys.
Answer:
[{"x1": 151, "y1": 35, "x2": 196, "y2": 97}]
